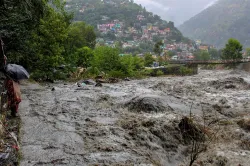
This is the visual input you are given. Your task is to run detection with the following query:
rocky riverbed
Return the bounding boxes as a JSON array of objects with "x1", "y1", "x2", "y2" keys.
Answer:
[{"x1": 19, "y1": 70, "x2": 250, "y2": 166}]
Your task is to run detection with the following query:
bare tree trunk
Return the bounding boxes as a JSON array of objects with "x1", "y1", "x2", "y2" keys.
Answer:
[{"x1": 0, "y1": 37, "x2": 7, "y2": 112}]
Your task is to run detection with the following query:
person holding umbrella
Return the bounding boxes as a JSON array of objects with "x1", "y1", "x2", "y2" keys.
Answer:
[{"x1": 0, "y1": 38, "x2": 29, "y2": 117}]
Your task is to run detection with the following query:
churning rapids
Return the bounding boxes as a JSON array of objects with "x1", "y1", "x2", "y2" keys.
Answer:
[{"x1": 19, "y1": 70, "x2": 250, "y2": 166}]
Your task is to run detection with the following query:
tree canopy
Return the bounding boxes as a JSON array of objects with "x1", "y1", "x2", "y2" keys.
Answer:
[
  {"x1": 154, "y1": 41, "x2": 164, "y2": 56},
  {"x1": 221, "y1": 38, "x2": 243, "y2": 60}
]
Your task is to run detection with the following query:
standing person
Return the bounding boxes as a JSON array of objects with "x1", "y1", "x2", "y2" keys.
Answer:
[
  {"x1": 0, "y1": 37, "x2": 22, "y2": 117},
  {"x1": 4, "y1": 77, "x2": 21, "y2": 117}
]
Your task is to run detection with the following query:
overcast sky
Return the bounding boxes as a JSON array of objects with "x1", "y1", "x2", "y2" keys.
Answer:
[{"x1": 133, "y1": 0, "x2": 219, "y2": 26}]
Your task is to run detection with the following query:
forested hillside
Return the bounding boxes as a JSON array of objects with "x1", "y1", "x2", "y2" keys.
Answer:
[{"x1": 179, "y1": 0, "x2": 250, "y2": 48}]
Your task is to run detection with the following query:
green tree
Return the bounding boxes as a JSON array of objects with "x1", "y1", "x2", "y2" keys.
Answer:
[
  {"x1": 0, "y1": 0, "x2": 48, "y2": 64},
  {"x1": 120, "y1": 55, "x2": 134, "y2": 76},
  {"x1": 29, "y1": 2, "x2": 70, "y2": 80},
  {"x1": 65, "y1": 21, "x2": 96, "y2": 56},
  {"x1": 74, "y1": 47, "x2": 93, "y2": 68},
  {"x1": 221, "y1": 38, "x2": 243, "y2": 60},
  {"x1": 154, "y1": 41, "x2": 163, "y2": 56},
  {"x1": 133, "y1": 56, "x2": 145, "y2": 70},
  {"x1": 92, "y1": 46, "x2": 121, "y2": 73},
  {"x1": 194, "y1": 50, "x2": 210, "y2": 61},
  {"x1": 209, "y1": 48, "x2": 219, "y2": 59},
  {"x1": 200, "y1": 51, "x2": 211, "y2": 61},
  {"x1": 144, "y1": 53, "x2": 154, "y2": 67}
]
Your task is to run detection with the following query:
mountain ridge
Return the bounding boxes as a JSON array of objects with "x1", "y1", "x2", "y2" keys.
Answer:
[{"x1": 179, "y1": 0, "x2": 250, "y2": 48}]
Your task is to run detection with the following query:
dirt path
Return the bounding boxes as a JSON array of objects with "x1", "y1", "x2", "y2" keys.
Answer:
[{"x1": 19, "y1": 70, "x2": 250, "y2": 166}]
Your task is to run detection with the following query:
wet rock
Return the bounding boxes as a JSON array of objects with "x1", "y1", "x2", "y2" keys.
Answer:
[
  {"x1": 83, "y1": 79, "x2": 96, "y2": 85},
  {"x1": 126, "y1": 95, "x2": 173, "y2": 113},
  {"x1": 95, "y1": 82, "x2": 103, "y2": 87},
  {"x1": 225, "y1": 84, "x2": 236, "y2": 89},
  {"x1": 95, "y1": 75, "x2": 104, "y2": 79},
  {"x1": 108, "y1": 77, "x2": 119, "y2": 83},
  {"x1": 96, "y1": 79, "x2": 107, "y2": 83},
  {"x1": 85, "y1": 118, "x2": 91, "y2": 122},
  {"x1": 214, "y1": 156, "x2": 228, "y2": 166},
  {"x1": 77, "y1": 82, "x2": 81, "y2": 87},
  {"x1": 209, "y1": 77, "x2": 248, "y2": 90},
  {"x1": 124, "y1": 77, "x2": 131, "y2": 81},
  {"x1": 219, "y1": 98, "x2": 228, "y2": 105}
]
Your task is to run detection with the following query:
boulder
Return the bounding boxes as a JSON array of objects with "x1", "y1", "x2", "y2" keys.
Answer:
[{"x1": 126, "y1": 95, "x2": 174, "y2": 113}]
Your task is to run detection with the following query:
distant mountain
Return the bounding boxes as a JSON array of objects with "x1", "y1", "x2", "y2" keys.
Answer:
[
  {"x1": 179, "y1": 0, "x2": 250, "y2": 48},
  {"x1": 134, "y1": 0, "x2": 218, "y2": 26},
  {"x1": 65, "y1": 0, "x2": 187, "y2": 43}
]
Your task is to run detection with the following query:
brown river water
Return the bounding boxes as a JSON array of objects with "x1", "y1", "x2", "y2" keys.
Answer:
[{"x1": 19, "y1": 70, "x2": 250, "y2": 166}]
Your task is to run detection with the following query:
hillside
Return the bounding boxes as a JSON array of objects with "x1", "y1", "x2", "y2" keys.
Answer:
[
  {"x1": 179, "y1": 0, "x2": 250, "y2": 48},
  {"x1": 65, "y1": 0, "x2": 187, "y2": 46}
]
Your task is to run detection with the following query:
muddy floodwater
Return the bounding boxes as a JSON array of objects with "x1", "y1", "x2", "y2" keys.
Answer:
[{"x1": 19, "y1": 70, "x2": 250, "y2": 166}]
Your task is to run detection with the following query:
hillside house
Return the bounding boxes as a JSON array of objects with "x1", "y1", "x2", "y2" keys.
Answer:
[
  {"x1": 152, "y1": 26, "x2": 159, "y2": 31},
  {"x1": 137, "y1": 15, "x2": 145, "y2": 21},
  {"x1": 199, "y1": 45, "x2": 209, "y2": 51},
  {"x1": 164, "y1": 28, "x2": 171, "y2": 33},
  {"x1": 165, "y1": 44, "x2": 176, "y2": 51},
  {"x1": 102, "y1": 16, "x2": 109, "y2": 21},
  {"x1": 177, "y1": 43, "x2": 188, "y2": 51}
]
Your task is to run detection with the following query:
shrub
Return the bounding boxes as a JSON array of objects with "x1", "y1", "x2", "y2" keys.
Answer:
[
  {"x1": 143, "y1": 68, "x2": 154, "y2": 76},
  {"x1": 108, "y1": 70, "x2": 126, "y2": 78},
  {"x1": 156, "y1": 70, "x2": 164, "y2": 76},
  {"x1": 179, "y1": 66, "x2": 193, "y2": 75}
]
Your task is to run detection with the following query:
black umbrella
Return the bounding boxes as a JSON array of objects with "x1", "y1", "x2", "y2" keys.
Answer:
[{"x1": 5, "y1": 64, "x2": 30, "y2": 81}]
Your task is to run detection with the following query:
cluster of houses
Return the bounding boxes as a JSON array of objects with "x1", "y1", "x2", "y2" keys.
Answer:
[
  {"x1": 97, "y1": 18, "x2": 172, "y2": 42},
  {"x1": 94, "y1": 16, "x2": 218, "y2": 61}
]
